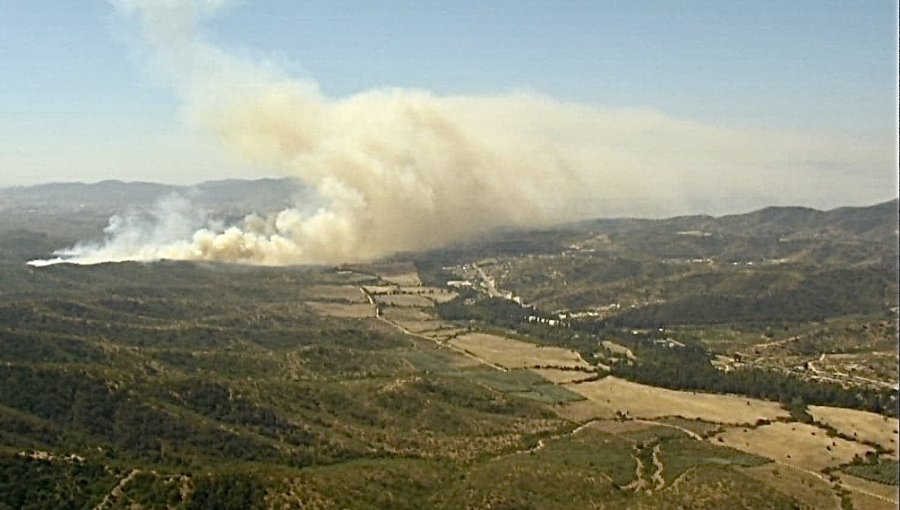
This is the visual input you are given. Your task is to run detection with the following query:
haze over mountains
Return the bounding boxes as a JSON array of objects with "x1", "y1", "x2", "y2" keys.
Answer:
[
  {"x1": 0, "y1": 179, "x2": 307, "y2": 217},
  {"x1": 5, "y1": 179, "x2": 897, "y2": 228},
  {"x1": 1, "y1": 178, "x2": 895, "y2": 268}
]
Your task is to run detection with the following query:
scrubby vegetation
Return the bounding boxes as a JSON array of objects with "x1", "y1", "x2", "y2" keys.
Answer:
[
  {"x1": 842, "y1": 455, "x2": 900, "y2": 486},
  {"x1": 0, "y1": 190, "x2": 896, "y2": 508}
]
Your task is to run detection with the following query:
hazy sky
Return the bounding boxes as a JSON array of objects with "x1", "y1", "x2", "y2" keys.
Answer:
[{"x1": 1, "y1": 1, "x2": 897, "y2": 205}]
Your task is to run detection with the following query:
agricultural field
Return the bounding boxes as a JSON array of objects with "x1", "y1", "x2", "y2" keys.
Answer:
[
  {"x1": 304, "y1": 285, "x2": 368, "y2": 303},
  {"x1": 0, "y1": 190, "x2": 897, "y2": 508},
  {"x1": 713, "y1": 422, "x2": 873, "y2": 471},
  {"x1": 562, "y1": 377, "x2": 790, "y2": 424},
  {"x1": 843, "y1": 490, "x2": 898, "y2": 510},
  {"x1": 373, "y1": 294, "x2": 435, "y2": 308},
  {"x1": 531, "y1": 367, "x2": 600, "y2": 384},
  {"x1": 838, "y1": 473, "x2": 900, "y2": 506},
  {"x1": 808, "y1": 405, "x2": 900, "y2": 456},
  {"x1": 450, "y1": 332, "x2": 593, "y2": 370},
  {"x1": 304, "y1": 301, "x2": 375, "y2": 318}
]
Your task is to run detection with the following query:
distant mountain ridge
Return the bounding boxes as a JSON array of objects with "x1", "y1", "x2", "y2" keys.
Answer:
[
  {"x1": 0, "y1": 178, "x2": 310, "y2": 217},
  {"x1": 575, "y1": 198, "x2": 899, "y2": 240},
  {"x1": 4, "y1": 179, "x2": 895, "y2": 227},
  {"x1": 1, "y1": 179, "x2": 896, "y2": 248}
]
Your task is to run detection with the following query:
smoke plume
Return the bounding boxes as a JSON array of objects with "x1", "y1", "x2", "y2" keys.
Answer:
[{"x1": 29, "y1": 0, "x2": 892, "y2": 266}]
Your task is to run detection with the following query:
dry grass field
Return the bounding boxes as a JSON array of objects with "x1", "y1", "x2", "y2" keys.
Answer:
[
  {"x1": 808, "y1": 405, "x2": 900, "y2": 456},
  {"x1": 839, "y1": 473, "x2": 899, "y2": 506},
  {"x1": 420, "y1": 291, "x2": 458, "y2": 304},
  {"x1": 530, "y1": 368, "x2": 599, "y2": 384},
  {"x1": 450, "y1": 333, "x2": 592, "y2": 370},
  {"x1": 304, "y1": 285, "x2": 367, "y2": 303},
  {"x1": 361, "y1": 285, "x2": 397, "y2": 294},
  {"x1": 304, "y1": 301, "x2": 375, "y2": 318},
  {"x1": 562, "y1": 377, "x2": 790, "y2": 424},
  {"x1": 554, "y1": 399, "x2": 619, "y2": 422},
  {"x1": 601, "y1": 340, "x2": 635, "y2": 360},
  {"x1": 654, "y1": 417, "x2": 722, "y2": 437},
  {"x1": 713, "y1": 422, "x2": 873, "y2": 471},
  {"x1": 380, "y1": 272, "x2": 422, "y2": 286},
  {"x1": 741, "y1": 463, "x2": 840, "y2": 510},
  {"x1": 380, "y1": 307, "x2": 433, "y2": 322},
  {"x1": 844, "y1": 491, "x2": 897, "y2": 510}
]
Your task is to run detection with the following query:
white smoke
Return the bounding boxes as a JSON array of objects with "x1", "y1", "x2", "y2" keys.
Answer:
[{"x1": 28, "y1": 0, "x2": 894, "y2": 266}]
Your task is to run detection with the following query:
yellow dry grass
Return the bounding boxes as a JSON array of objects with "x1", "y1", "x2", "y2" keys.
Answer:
[
  {"x1": 554, "y1": 399, "x2": 618, "y2": 422},
  {"x1": 305, "y1": 285, "x2": 367, "y2": 303},
  {"x1": 843, "y1": 488, "x2": 897, "y2": 510},
  {"x1": 808, "y1": 405, "x2": 900, "y2": 457},
  {"x1": 380, "y1": 272, "x2": 422, "y2": 286},
  {"x1": 530, "y1": 368, "x2": 598, "y2": 384},
  {"x1": 304, "y1": 302, "x2": 374, "y2": 318},
  {"x1": 713, "y1": 422, "x2": 873, "y2": 471},
  {"x1": 449, "y1": 333, "x2": 591, "y2": 370},
  {"x1": 362, "y1": 285, "x2": 397, "y2": 294},
  {"x1": 563, "y1": 377, "x2": 789, "y2": 425},
  {"x1": 601, "y1": 340, "x2": 635, "y2": 360},
  {"x1": 839, "y1": 473, "x2": 899, "y2": 505},
  {"x1": 740, "y1": 463, "x2": 840, "y2": 510}
]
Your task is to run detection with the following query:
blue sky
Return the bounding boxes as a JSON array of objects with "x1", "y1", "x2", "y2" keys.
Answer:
[{"x1": 0, "y1": 0, "x2": 896, "y2": 189}]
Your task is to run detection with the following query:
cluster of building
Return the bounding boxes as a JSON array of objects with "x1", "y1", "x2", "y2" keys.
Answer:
[{"x1": 526, "y1": 315, "x2": 562, "y2": 327}]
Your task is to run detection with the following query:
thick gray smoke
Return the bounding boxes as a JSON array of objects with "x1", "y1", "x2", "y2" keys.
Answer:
[{"x1": 29, "y1": 0, "x2": 892, "y2": 266}]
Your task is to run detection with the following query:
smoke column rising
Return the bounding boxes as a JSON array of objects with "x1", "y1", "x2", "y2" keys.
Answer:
[{"x1": 28, "y1": 0, "x2": 892, "y2": 266}]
